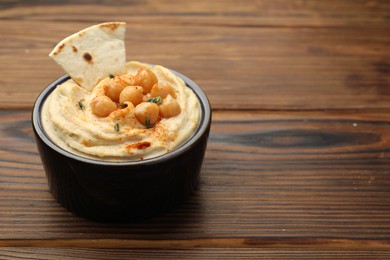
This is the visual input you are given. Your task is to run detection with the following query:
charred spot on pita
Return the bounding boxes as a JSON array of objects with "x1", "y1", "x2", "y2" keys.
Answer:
[
  {"x1": 99, "y1": 22, "x2": 121, "y2": 31},
  {"x1": 53, "y1": 43, "x2": 65, "y2": 56},
  {"x1": 72, "y1": 45, "x2": 78, "y2": 53},
  {"x1": 83, "y1": 52, "x2": 93, "y2": 64}
]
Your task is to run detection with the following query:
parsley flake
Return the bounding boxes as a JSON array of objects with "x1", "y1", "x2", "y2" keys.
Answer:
[
  {"x1": 146, "y1": 96, "x2": 163, "y2": 104},
  {"x1": 78, "y1": 101, "x2": 85, "y2": 110},
  {"x1": 145, "y1": 117, "x2": 151, "y2": 129},
  {"x1": 114, "y1": 123, "x2": 119, "y2": 132}
]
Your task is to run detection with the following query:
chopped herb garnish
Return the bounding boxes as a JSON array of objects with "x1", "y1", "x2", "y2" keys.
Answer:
[
  {"x1": 109, "y1": 73, "x2": 115, "y2": 79},
  {"x1": 146, "y1": 96, "x2": 163, "y2": 104},
  {"x1": 78, "y1": 101, "x2": 85, "y2": 110},
  {"x1": 114, "y1": 123, "x2": 119, "y2": 132},
  {"x1": 120, "y1": 102, "x2": 128, "y2": 109},
  {"x1": 145, "y1": 116, "x2": 151, "y2": 129}
]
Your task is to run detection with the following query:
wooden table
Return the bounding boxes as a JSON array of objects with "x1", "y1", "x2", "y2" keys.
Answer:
[{"x1": 1, "y1": 0, "x2": 390, "y2": 258}]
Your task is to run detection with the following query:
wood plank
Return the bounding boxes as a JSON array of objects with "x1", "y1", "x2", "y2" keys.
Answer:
[
  {"x1": 1, "y1": 0, "x2": 389, "y2": 27},
  {"x1": 0, "y1": 2, "x2": 389, "y2": 110},
  {"x1": 1, "y1": 238, "x2": 390, "y2": 250},
  {"x1": 0, "y1": 110, "x2": 389, "y2": 245},
  {"x1": 1, "y1": 247, "x2": 390, "y2": 260}
]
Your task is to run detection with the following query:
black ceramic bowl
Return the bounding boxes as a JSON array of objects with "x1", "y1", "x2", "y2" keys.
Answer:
[{"x1": 32, "y1": 70, "x2": 211, "y2": 222}]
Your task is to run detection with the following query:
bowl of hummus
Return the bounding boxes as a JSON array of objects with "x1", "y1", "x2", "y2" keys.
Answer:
[{"x1": 32, "y1": 22, "x2": 211, "y2": 222}]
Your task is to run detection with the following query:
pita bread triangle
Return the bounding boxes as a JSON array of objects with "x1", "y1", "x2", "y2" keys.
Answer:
[{"x1": 49, "y1": 22, "x2": 127, "y2": 91}]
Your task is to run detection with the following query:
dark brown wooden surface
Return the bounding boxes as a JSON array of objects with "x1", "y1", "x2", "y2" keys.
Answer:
[
  {"x1": 2, "y1": 248, "x2": 390, "y2": 260},
  {"x1": 1, "y1": 0, "x2": 390, "y2": 110},
  {"x1": 1, "y1": 0, "x2": 390, "y2": 258}
]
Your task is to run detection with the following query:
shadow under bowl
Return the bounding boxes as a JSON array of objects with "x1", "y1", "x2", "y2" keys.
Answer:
[{"x1": 32, "y1": 70, "x2": 211, "y2": 222}]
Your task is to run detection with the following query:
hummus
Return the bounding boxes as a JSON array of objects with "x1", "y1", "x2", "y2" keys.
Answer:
[{"x1": 42, "y1": 61, "x2": 200, "y2": 161}]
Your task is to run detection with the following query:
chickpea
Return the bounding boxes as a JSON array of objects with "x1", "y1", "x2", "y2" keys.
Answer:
[
  {"x1": 119, "y1": 86, "x2": 144, "y2": 106},
  {"x1": 103, "y1": 79, "x2": 126, "y2": 102},
  {"x1": 117, "y1": 74, "x2": 135, "y2": 86},
  {"x1": 90, "y1": 95, "x2": 117, "y2": 117},
  {"x1": 134, "y1": 102, "x2": 159, "y2": 127},
  {"x1": 159, "y1": 95, "x2": 181, "y2": 118},
  {"x1": 151, "y1": 81, "x2": 176, "y2": 98},
  {"x1": 133, "y1": 68, "x2": 158, "y2": 94}
]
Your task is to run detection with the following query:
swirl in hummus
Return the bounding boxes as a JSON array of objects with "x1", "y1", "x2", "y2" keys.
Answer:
[{"x1": 42, "y1": 61, "x2": 200, "y2": 161}]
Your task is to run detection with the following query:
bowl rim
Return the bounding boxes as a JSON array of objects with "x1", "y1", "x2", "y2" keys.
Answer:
[{"x1": 32, "y1": 68, "x2": 211, "y2": 167}]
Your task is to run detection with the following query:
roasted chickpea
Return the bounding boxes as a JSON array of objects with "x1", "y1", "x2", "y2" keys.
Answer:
[
  {"x1": 133, "y1": 68, "x2": 158, "y2": 94},
  {"x1": 103, "y1": 79, "x2": 126, "y2": 102},
  {"x1": 134, "y1": 102, "x2": 159, "y2": 127},
  {"x1": 119, "y1": 86, "x2": 144, "y2": 106},
  {"x1": 90, "y1": 95, "x2": 117, "y2": 117},
  {"x1": 151, "y1": 81, "x2": 176, "y2": 98},
  {"x1": 159, "y1": 95, "x2": 181, "y2": 118},
  {"x1": 117, "y1": 74, "x2": 135, "y2": 86}
]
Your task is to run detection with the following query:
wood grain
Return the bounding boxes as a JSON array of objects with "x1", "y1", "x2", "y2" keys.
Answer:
[
  {"x1": 0, "y1": 110, "x2": 389, "y2": 245},
  {"x1": 1, "y1": 0, "x2": 389, "y2": 27},
  {"x1": 0, "y1": 248, "x2": 390, "y2": 260},
  {"x1": 1, "y1": 248, "x2": 390, "y2": 260},
  {"x1": 0, "y1": 1, "x2": 389, "y2": 110}
]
